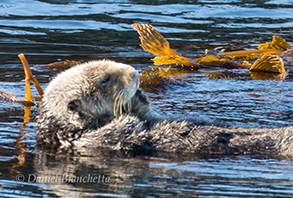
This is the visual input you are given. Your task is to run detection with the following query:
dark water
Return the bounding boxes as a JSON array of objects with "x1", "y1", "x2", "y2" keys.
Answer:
[{"x1": 0, "y1": 0, "x2": 293, "y2": 197}]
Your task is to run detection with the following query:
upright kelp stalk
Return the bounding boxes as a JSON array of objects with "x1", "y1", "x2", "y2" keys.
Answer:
[
  {"x1": 18, "y1": 53, "x2": 44, "y2": 101},
  {"x1": 0, "y1": 54, "x2": 44, "y2": 106}
]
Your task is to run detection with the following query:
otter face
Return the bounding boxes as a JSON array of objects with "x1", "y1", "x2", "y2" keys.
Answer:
[
  {"x1": 38, "y1": 60, "x2": 140, "y2": 136},
  {"x1": 81, "y1": 60, "x2": 140, "y2": 118}
]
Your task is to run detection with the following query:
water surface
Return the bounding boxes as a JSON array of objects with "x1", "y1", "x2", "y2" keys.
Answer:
[{"x1": 0, "y1": 0, "x2": 293, "y2": 197}]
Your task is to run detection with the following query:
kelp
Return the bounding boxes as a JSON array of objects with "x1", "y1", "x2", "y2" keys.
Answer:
[
  {"x1": 0, "y1": 89, "x2": 37, "y2": 106},
  {"x1": 250, "y1": 54, "x2": 286, "y2": 75},
  {"x1": 0, "y1": 89, "x2": 23, "y2": 104},
  {"x1": 46, "y1": 59, "x2": 82, "y2": 68},
  {"x1": 18, "y1": 53, "x2": 43, "y2": 101},
  {"x1": 220, "y1": 35, "x2": 290, "y2": 56},
  {"x1": 1, "y1": 27, "x2": 291, "y2": 108},
  {"x1": 133, "y1": 23, "x2": 244, "y2": 69},
  {"x1": 140, "y1": 67, "x2": 175, "y2": 89},
  {"x1": 132, "y1": 23, "x2": 180, "y2": 57},
  {"x1": 220, "y1": 48, "x2": 284, "y2": 56},
  {"x1": 194, "y1": 55, "x2": 248, "y2": 69},
  {"x1": 132, "y1": 24, "x2": 199, "y2": 68},
  {"x1": 152, "y1": 56, "x2": 200, "y2": 68},
  {"x1": 204, "y1": 70, "x2": 284, "y2": 81},
  {"x1": 258, "y1": 35, "x2": 291, "y2": 51},
  {"x1": 250, "y1": 71, "x2": 285, "y2": 81},
  {"x1": 281, "y1": 48, "x2": 293, "y2": 58},
  {"x1": 231, "y1": 54, "x2": 258, "y2": 61},
  {"x1": 194, "y1": 55, "x2": 221, "y2": 63},
  {"x1": 0, "y1": 54, "x2": 43, "y2": 106},
  {"x1": 132, "y1": 23, "x2": 289, "y2": 78}
]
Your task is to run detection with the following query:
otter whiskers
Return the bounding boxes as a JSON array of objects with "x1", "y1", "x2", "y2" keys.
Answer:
[
  {"x1": 113, "y1": 89, "x2": 133, "y2": 117},
  {"x1": 113, "y1": 91, "x2": 121, "y2": 116},
  {"x1": 119, "y1": 92, "x2": 124, "y2": 116},
  {"x1": 113, "y1": 90, "x2": 124, "y2": 116}
]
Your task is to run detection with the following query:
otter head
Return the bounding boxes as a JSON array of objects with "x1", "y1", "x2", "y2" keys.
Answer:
[
  {"x1": 79, "y1": 60, "x2": 140, "y2": 119},
  {"x1": 37, "y1": 60, "x2": 145, "y2": 146}
]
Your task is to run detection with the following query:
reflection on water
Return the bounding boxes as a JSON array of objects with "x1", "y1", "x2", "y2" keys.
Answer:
[
  {"x1": 0, "y1": 0, "x2": 293, "y2": 197},
  {"x1": 1, "y1": 149, "x2": 293, "y2": 197}
]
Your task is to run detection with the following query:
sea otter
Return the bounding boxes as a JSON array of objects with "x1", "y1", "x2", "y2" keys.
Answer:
[
  {"x1": 37, "y1": 60, "x2": 150, "y2": 147},
  {"x1": 37, "y1": 60, "x2": 293, "y2": 157}
]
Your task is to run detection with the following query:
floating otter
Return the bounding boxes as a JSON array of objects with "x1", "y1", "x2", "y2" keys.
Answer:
[
  {"x1": 37, "y1": 60, "x2": 293, "y2": 157},
  {"x1": 37, "y1": 60, "x2": 150, "y2": 147}
]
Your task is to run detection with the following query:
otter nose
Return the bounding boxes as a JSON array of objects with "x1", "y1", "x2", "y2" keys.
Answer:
[
  {"x1": 125, "y1": 68, "x2": 139, "y2": 87},
  {"x1": 129, "y1": 70, "x2": 138, "y2": 79},
  {"x1": 136, "y1": 73, "x2": 140, "y2": 87},
  {"x1": 132, "y1": 70, "x2": 139, "y2": 86}
]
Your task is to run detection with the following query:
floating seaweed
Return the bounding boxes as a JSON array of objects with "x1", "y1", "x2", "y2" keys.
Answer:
[
  {"x1": 132, "y1": 23, "x2": 200, "y2": 68},
  {"x1": 250, "y1": 54, "x2": 286, "y2": 74},
  {"x1": 0, "y1": 54, "x2": 43, "y2": 106},
  {"x1": 132, "y1": 23, "x2": 289, "y2": 79},
  {"x1": 140, "y1": 66, "x2": 175, "y2": 90},
  {"x1": 1, "y1": 25, "x2": 291, "y2": 107},
  {"x1": 45, "y1": 59, "x2": 82, "y2": 68},
  {"x1": 220, "y1": 35, "x2": 290, "y2": 56}
]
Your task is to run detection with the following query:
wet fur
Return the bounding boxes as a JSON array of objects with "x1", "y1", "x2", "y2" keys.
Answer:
[
  {"x1": 37, "y1": 60, "x2": 293, "y2": 157},
  {"x1": 72, "y1": 115, "x2": 292, "y2": 156}
]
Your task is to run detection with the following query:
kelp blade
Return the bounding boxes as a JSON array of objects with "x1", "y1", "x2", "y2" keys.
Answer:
[
  {"x1": 132, "y1": 23, "x2": 180, "y2": 56},
  {"x1": 250, "y1": 54, "x2": 286, "y2": 75},
  {"x1": 46, "y1": 60, "x2": 82, "y2": 68},
  {"x1": 220, "y1": 35, "x2": 290, "y2": 56},
  {"x1": 220, "y1": 49, "x2": 283, "y2": 56},
  {"x1": 0, "y1": 89, "x2": 36, "y2": 106},
  {"x1": 250, "y1": 72, "x2": 285, "y2": 81},
  {"x1": 194, "y1": 55, "x2": 249, "y2": 69},
  {"x1": 153, "y1": 55, "x2": 200, "y2": 67},
  {"x1": 139, "y1": 67, "x2": 175, "y2": 90},
  {"x1": 258, "y1": 35, "x2": 291, "y2": 51}
]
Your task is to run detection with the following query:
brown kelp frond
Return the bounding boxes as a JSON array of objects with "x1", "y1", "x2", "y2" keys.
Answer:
[
  {"x1": 132, "y1": 24, "x2": 289, "y2": 78},
  {"x1": 220, "y1": 35, "x2": 290, "y2": 56},
  {"x1": 0, "y1": 89, "x2": 36, "y2": 106},
  {"x1": 220, "y1": 49, "x2": 284, "y2": 56},
  {"x1": 250, "y1": 72, "x2": 285, "y2": 81},
  {"x1": 0, "y1": 89, "x2": 20, "y2": 102},
  {"x1": 250, "y1": 54, "x2": 286, "y2": 75},
  {"x1": 194, "y1": 55, "x2": 249, "y2": 69},
  {"x1": 139, "y1": 67, "x2": 175, "y2": 89},
  {"x1": 153, "y1": 56, "x2": 200, "y2": 68},
  {"x1": 132, "y1": 23, "x2": 180, "y2": 57},
  {"x1": 203, "y1": 71, "x2": 244, "y2": 80},
  {"x1": 281, "y1": 48, "x2": 293, "y2": 58},
  {"x1": 204, "y1": 70, "x2": 284, "y2": 81},
  {"x1": 258, "y1": 35, "x2": 291, "y2": 51},
  {"x1": 45, "y1": 60, "x2": 82, "y2": 68},
  {"x1": 132, "y1": 23, "x2": 200, "y2": 68}
]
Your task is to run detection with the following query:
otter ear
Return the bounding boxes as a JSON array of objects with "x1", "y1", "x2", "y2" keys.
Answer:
[{"x1": 68, "y1": 99, "x2": 81, "y2": 111}]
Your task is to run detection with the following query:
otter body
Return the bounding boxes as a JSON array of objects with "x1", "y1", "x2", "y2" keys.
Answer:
[
  {"x1": 74, "y1": 115, "x2": 292, "y2": 156},
  {"x1": 37, "y1": 60, "x2": 293, "y2": 156}
]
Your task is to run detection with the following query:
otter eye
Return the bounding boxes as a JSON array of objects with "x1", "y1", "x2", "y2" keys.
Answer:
[
  {"x1": 100, "y1": 76, "x2": 110, "y2": 86},
  {"x1": 68, "y1": 99, "x2": 81, "y2": 111}
]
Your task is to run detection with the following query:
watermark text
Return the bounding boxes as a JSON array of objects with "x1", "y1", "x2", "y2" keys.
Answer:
[{"x1": 15, "y1": 174, "x2": 110, "y2": 184}]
